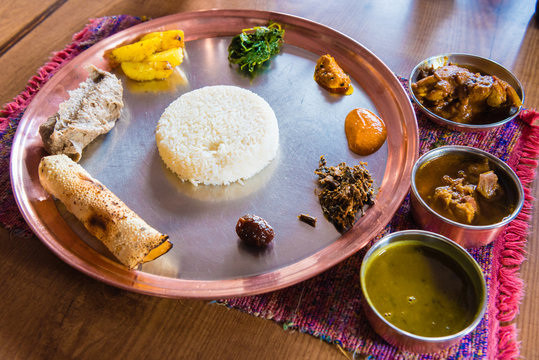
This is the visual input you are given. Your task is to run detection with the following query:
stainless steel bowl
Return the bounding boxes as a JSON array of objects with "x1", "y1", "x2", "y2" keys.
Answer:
[
  {"x1": 408, "y1": 53, "x2": 524, "y2": 131},
  {"x1": 411, "y1": 146, "x2": 524, "y2": 248},
  {"x1": 360, "y1": 230, "x2": 487, "y2": 353}
]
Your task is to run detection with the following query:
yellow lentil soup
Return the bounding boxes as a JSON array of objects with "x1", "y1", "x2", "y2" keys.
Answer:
[{"x1": 363, "y1": 240, "x2": 482, "y2": 337}]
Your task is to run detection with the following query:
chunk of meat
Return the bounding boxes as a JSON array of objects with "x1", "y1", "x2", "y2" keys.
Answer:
[
  {"x1": 452, "y1": 196, "x2": 478, "y2": 225},
  {"x1": 467, "y1": 158, "x2": 490, "y2": 175},
  {"x1": 477, "y1": 170, "x2": 499, "y2": 199},
  {"x1": 486, "y1": 79, "x2": 507, "y2": 107},
  {"x1": 442, "y1": 175, "x2": 476, "y2": 196},
  {"x1": 433, "y1": 175, "x2": 478, "y2": 224},
  {"x1": 412, "y1": 75, "x2": 439, "y2": 97},
  {"x1": 39, "y1": 65, "x2": 124, "y2": 162}
]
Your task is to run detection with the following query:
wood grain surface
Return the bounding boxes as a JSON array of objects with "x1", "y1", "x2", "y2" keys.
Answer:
[{"x1": 1, "y1": 0, "x2": 538, "y2": 359}]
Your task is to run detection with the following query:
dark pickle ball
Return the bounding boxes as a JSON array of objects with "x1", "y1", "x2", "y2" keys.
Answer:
[{"x1": 236, "y1": 214, "x2": 275, "y2": 248}]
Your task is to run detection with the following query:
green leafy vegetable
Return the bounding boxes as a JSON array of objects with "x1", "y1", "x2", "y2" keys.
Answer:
[{"x1": 228, "y1": 22, "x2": 285, "y2": 73}]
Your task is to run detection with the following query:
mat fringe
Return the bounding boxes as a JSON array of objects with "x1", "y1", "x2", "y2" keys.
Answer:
[{"x1": 490, "y1": 109, "x2": 539, "y2": 360}]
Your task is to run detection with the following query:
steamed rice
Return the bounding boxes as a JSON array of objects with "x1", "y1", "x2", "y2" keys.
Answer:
[{"x1": 156, "y1": 85, "x2": 279, "y2": 185}]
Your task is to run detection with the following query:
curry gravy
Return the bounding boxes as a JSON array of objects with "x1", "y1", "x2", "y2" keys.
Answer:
[
  {"x1": 364, "y1": 240, "x2": 480, "y2": 337},
  {"x1": 415, "y1": 153, "x2": 518, "y2": 225}
]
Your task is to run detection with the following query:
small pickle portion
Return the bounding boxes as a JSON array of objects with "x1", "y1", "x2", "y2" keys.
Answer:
[
  {"x1": 314, "y1": 54, "x2": 353, "y2": 95},
  {"x1": 105, "y1": 30, "x2": 185, "y2": 81},
  {"x1": 236, "y1": 214, "x2": 275, "y2": 248}
]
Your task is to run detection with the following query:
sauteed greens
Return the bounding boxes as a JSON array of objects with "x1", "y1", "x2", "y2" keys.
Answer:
[{"x1": 228, "y1": 22, "x2": 285, "y2": 73}]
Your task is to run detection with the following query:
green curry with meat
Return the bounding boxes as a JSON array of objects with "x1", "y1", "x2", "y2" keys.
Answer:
[{"x1": 415, "y1": 153, "x2": 518, "y2": 225}]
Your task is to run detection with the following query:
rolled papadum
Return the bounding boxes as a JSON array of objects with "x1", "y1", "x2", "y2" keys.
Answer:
[{"x1": 38, "y1": 154, "x2": 172, "y2": 269}]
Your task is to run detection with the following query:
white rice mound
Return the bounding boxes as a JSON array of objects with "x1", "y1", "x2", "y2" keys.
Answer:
[{"x1": 156, "y1": 85, "x2": 279, "y2": 185}]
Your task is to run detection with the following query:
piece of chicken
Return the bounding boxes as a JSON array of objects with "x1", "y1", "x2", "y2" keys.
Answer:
[{"x1": 433, "y1": 175, "x2": 478, "y2": 224}]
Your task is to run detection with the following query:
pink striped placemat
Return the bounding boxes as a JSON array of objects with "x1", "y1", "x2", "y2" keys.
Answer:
[{"x1": 1, "y1": 15, "x2": 537, "y2": 359}]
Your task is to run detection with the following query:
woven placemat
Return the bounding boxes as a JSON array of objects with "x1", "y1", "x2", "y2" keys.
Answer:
[{"x1": 1, "y1": 15, "x2": 537, "y2": 360}]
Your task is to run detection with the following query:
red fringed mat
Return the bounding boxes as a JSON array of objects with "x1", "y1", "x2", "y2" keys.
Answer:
[{"x1": 1, "y1": 16, "x2": 537, "y2": 360}]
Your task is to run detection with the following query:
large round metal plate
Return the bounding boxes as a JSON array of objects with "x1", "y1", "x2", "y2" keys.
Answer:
[{"x1": 11, "y1": 10, "x2": 418, "y2": 298}]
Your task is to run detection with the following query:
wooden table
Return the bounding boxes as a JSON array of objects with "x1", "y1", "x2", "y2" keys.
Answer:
[{"x1": 1, "y1": 1, "x2": 537, "y2": 358}]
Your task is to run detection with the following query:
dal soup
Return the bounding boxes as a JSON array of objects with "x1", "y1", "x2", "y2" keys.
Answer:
[{"x1": 363, "y1": 240, "x2": 482, "y2": 337}]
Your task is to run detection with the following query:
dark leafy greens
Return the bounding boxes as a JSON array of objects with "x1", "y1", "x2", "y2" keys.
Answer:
[{"x1": 228, "y1": 22, "x2": 285, "y2": 73}]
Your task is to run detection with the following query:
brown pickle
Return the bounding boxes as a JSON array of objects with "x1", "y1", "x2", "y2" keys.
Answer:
[
  {"x1": 298, "y1": 213, "x2": 317, "y2": 227},
  {"x1": 236, "y1": 214, "x2": 275, "y2": 247},
  {"x1": 314, "y1": 54, "x2": 353, "y2": 95}
]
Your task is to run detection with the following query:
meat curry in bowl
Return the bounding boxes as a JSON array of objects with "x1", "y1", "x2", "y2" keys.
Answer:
[
  {"x1": 410, "y1": 146, "x2": 524, "y2": 248},
  {"x1": 409, "y1": 54, "x2": 524, "y2": 131}
]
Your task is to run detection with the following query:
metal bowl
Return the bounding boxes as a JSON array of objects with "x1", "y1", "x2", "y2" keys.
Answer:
[
  {"x1": 408, "y1": 53, "x2": 524, "y2": 131},
  {"x1": 360, "y1": 230, "x2": 487, "y2": 353},
  {"x1": 410, "y1": 146, "x2": 524, "y2": 248}
]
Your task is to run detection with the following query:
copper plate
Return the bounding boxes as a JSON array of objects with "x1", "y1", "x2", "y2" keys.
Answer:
[{"x1": 11, "y1": 10, "x2": 418, "y2": 299}]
